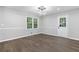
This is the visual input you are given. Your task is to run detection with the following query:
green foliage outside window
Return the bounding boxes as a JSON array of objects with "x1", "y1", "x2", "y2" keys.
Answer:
[
  {"x1": 27, "y1": 17, "x2": 32, "y2": 29},
  {"x1": 34, "y1": 18, "x2": 38, "y2": 28},
  {"x1": 59, "y1": 17, "x2": 66, "y2": 27}
]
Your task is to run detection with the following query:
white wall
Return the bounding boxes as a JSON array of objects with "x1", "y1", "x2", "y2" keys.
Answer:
[
  {"x1": 41, "y1": 15, "x2": 58, "y2": 35},
  {"x1": 41, "y1": 9, "x2": 79, "y2": 40},
  {"x1": 0, "y1": 7, "x2": 40, "y2": 41},
  {"x1": 1, "y1": 6, "x2": 79, "y2": 41}
]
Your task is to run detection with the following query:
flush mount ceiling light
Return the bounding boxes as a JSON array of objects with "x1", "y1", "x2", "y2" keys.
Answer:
[
  {"x1": 34, "y1": 6, "x2": 54, "y2": 15},
  {"x1": 36, "y1": 6, "x2": 47, "y2": 15},
  {"x1": 38, "y1": 6, "x2": 46, "y2": 11}
]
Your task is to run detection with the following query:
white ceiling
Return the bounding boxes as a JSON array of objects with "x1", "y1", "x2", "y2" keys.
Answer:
[{"x1": 7, "y1": 6, "x2": 79, "y2": 16}]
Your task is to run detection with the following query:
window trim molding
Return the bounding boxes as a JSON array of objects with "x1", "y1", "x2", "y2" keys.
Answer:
[{"x1": 26, "y1": 16, "x2": 39, "y2": 29}]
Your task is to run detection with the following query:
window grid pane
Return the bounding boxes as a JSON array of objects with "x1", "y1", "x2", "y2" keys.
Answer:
[
  {"x1": 34, "y1": 18, "x2": 38, "y2": 28},
  {"x1": 27, "y1": 17, "x2": 32, "y2": 29}
]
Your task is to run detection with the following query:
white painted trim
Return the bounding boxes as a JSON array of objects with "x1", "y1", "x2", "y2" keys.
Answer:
[
  {"x1": 26, "y1": 16, "x2": 39, "y2": 29},
  {"x1": 57, "y1": 15, "x2": 69, "y2": 37},
  {"x1": 42, "y1": 33, "x2": 79, "y2": 41},
  {"x1": 0, "y1": 33, "x2": 41, "y2": 43},
  {"x1": 0, "y1": 33, "x2": 79, "y2": 43},
  {"x1": 66, "y1": 36, "x2": 79, "y2": 41}
]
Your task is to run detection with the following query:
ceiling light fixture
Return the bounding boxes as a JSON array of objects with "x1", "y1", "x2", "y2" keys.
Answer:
[
  {"x1": 34, "y1": 6, "x2": 52, "y2": 16},
  {"x1": 37, "y1": 6, "x2": 47, "y2": 15},
  {"x1": 38, "y1": 6, "x2": 46, "y2": 11}
]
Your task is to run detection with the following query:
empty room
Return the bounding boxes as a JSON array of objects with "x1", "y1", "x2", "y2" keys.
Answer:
[{"x1": 0, "y1": 6, "x2": 79, "y2": 52}]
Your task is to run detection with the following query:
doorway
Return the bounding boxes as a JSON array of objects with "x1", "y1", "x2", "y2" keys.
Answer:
[{"x1": 58, "y1": 16, "x2": 68, "y2": 37}]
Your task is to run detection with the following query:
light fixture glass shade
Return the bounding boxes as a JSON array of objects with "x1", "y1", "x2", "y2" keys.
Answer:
[
  {"x1": 34, "y1": 6, "x2": 52, "y2": 15},
  {"x1": 38, "y1": 6, "x2": 46, "y2": 11}
]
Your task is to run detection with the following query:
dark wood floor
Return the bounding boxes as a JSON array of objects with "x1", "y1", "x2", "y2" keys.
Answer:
[{"x1": 0, "y1": 34, "x2": 79, "y2": 52}]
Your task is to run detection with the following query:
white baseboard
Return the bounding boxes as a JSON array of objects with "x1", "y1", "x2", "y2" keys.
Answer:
[
  {"x1": 66, "y1": 36, "x2": 79, "y2": 41},
  {"x1": 42, "y1": 33, "x2": 79, "y2": 41},
  {"x1": 0, "y1": 33, "x2": 40, "y2": 43},
  {"x1": 0, "y1": 33, "x2": 79, "y2": 43}
]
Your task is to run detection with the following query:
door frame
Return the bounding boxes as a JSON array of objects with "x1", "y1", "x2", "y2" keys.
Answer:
[{"x1": 57, "y1": 15, "x2": 69, "y2": 37}]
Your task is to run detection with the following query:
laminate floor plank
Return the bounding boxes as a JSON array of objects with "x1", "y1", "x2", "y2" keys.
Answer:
[{"x1": 0, "y1": 34, "x2": 79, "y2": 52}]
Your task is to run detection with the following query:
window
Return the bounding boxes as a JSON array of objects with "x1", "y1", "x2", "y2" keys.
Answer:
[
  {"x1": 27, "y1": 17, "x2": 32, "y2": 29},
  {"x1": 59, "y1": 17, "x2": 66, "y2": 27},
  {"x1": 34, "y1": 18, "x2": 38, "y2": 28},
  {"x1": 27, "y1": 17, "x2": 38, "y2": 29}
]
